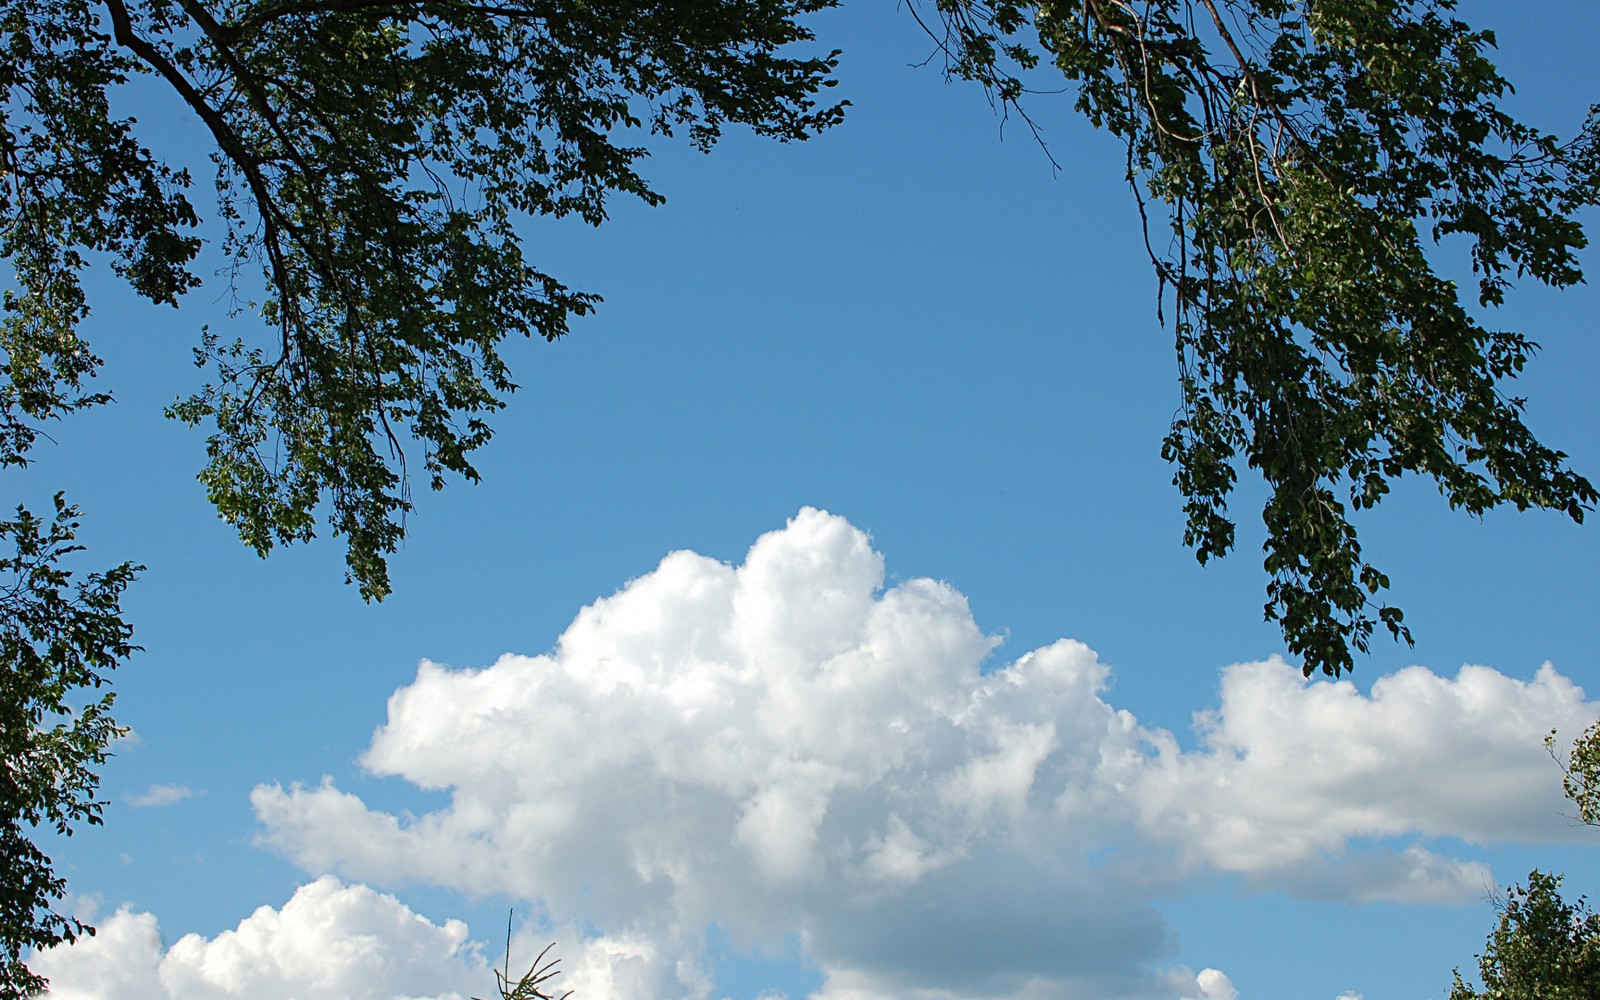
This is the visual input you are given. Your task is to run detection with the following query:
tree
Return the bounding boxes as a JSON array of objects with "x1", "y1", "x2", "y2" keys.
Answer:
[
  {"x1": 1447, "y1": 727, "x2": 1600, "y2": 999},
  {"x1": 2, "y1": 0, "x2": 842, "y2": 990},
  {"x1": 0, "y1": 498, "x2": 137, "y2": 999},
  {"x1": 1447, "y1": 870, "x2": 1600, "y2": 1000},
  {"x1": 915, "y1": 0, "x2": 1599, "y2": 677},
  {"x1": 1450, "y1": 725, "x2": 1600, "y2": 999}
]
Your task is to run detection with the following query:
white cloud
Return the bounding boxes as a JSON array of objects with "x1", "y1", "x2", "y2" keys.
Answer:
[
  {"x1": 31, "y1": 905, "x2": 164, "y2": 1000},
  {"x1": 1128, "y1": 659, "x2": 1594, "y2": 855},
  {"x1": 1185, "y1": 969, "x2": 1237, "y2": 1000},
  {"x1": 126, "y1": 784, "x2": 196, "y2": 808},
  {"x1": 32, "y1": 877, "x2": 486, "y2": 1000},
  {"x1": 1164, "y1": 967, "x2": 1259, "y2": 1000},
  {"x1": 1194, "y1": 969, "x2": 1237, "y2": 1000},
  {"x1": 238, "y1": 509, "x2": 1595, "y2": 999}
]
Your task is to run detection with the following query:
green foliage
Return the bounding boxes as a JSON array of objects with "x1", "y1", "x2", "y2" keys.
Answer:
[
  {"x1": 1452, "y1": 729, "x2": 1600, "y2": 998},
  {"x1": 0, "y1": 496, "x2": 138, "y2": 998},
  {"x1": 0, "y1": 0, "x2": 202, "y2": 470},
  {"x1": 4, "y1": 0, "x2": 844, "y2": 598},
  {"x1": 1547, "y1": 721, "x2": 1600, "y2": 828},
  {"x1": 1449, "y1": 870, "x2": 1600, "y2": 1000},
  {"x1": 7, "y1": 2, "x2": 1592, "y2": 680},
  {"x1": 916, "y1": 0, "x2": 1598, "y2": 676}
]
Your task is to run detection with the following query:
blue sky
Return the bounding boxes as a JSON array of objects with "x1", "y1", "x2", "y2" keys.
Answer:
[{"x1": 18, "y1": 3, "x2": 1600, "y2": 999}]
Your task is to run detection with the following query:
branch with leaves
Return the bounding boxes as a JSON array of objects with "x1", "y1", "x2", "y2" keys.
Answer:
[
  {"x1": 1547, "y1": 721, "x2": 1600, "y2": 828},
  {"x1": 4, "y1": 0, "x2": 845, "y2": 599},
  {"x1": 916, "y1": 0, "x2": 1599, "y2": 676}
]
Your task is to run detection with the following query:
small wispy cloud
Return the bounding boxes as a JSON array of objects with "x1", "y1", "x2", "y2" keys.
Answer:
[{"x1": 127, "y1": 784, "x2": 197, "y2": 809}]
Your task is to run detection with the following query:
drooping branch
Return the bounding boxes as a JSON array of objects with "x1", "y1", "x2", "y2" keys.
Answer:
[{"x1": 918, "y1": 0, "x2": 1596, "y2": 676}]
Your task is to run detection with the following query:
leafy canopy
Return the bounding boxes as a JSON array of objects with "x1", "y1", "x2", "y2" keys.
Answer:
[
  {"x1": 917, "y1": 0, "x2": 1599, "y2": 676},
  {"x1": 1448, "y1": 727, "x2": 1600, "y2": 999},
  {"x1": 7, "y1": 3, "x2": 1596, "y2": 677},
  {"x1": 0, "y1": 498, "x2": 137, "y2": 999},
  {"x1": 3, "y1": 0, "x2": 844, "y2": 599},
  {"x1": 1448, "y1": 870, "x2": 1600, "y2": 1000}
]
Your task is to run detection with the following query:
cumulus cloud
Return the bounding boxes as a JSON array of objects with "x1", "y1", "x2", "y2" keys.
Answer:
[
  {"x1": 31, "y1": 905, "x2": 165, "y2": 1000},
  {"x1": 1125, "y1": 659, "x2": 1594, "y2": 863},
  {"x1": 32, "y1": 877, "x2": 486, "y2": 1000},
  {"x1": 242, "y1": 509, "x2": 1596, "y2": 999},
  {"x1": 126, "y1": 784, "x2": 197, "y2": 808}
]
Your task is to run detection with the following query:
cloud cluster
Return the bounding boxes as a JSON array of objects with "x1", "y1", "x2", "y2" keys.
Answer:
[
  {"x1": 237, "y1": 509, "x2": 1597, "y2": 998},
  {"x1": 31, "y1": 877, "x2": 484, "y2": 1000},
  {"x1": 40, "y1": 510, "x2": 1597, "y2": 999}
]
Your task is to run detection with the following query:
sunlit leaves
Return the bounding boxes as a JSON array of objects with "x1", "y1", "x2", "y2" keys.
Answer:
[
  {"x1": 1549, "y1": 721, "x2": 1600, "y2": 829},
  {"x1": 1449, "y1": 870, "x2": 1600, "y2": 1000}
]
